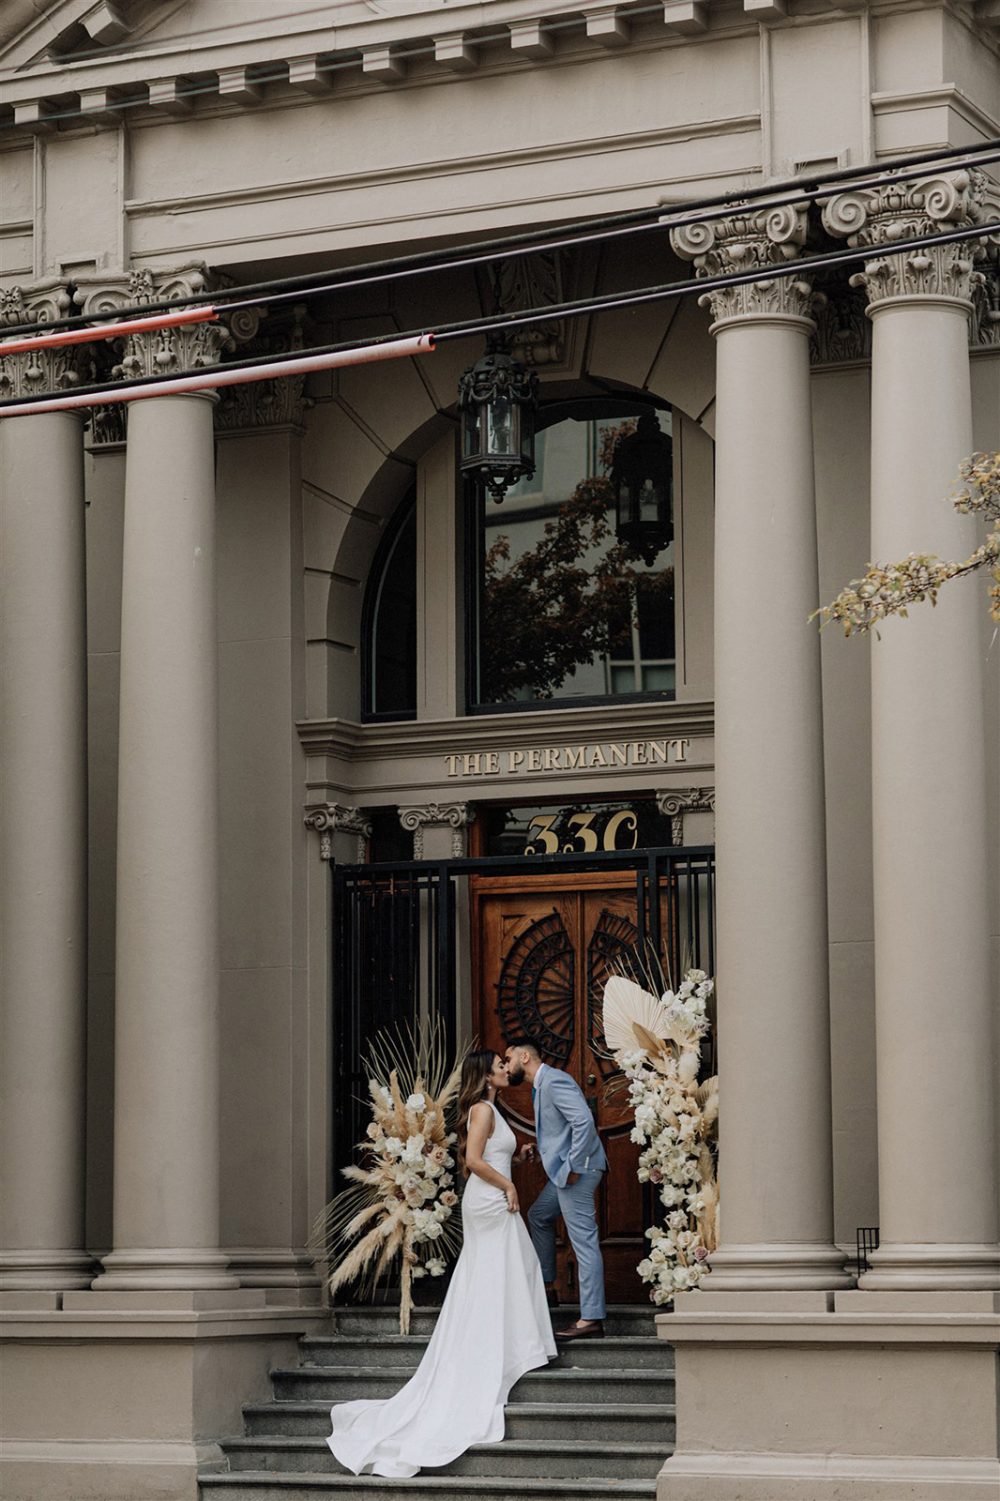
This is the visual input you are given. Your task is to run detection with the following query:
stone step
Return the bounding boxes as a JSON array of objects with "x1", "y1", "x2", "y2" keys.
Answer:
[
  {"x1": 220, "y1": 1437, "x2": 666, "y2": 1480},
  {"x1": 300, "y1": 1335, "x2": 673, "y2": 1371},
  {"x1": 242, "y1": 1401, "x2": 675, "y2": 1444},
  {"x1": 201, "y1": 1473, "x2": 657, "y2": 1500},
  {"x1": 331, "y1": 1305, "x2": 658, "y2": 1339},
  {"x1": 272, "y1": 1364, "x2": 673, "y2": 1405}
]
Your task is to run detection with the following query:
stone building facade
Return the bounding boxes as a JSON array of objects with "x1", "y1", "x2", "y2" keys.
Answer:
[{"x1": 1, "y1": 2, "x2": 998, "y2": 1498}]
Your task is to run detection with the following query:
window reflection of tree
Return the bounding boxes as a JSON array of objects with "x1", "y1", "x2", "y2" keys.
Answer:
[{"x1": 477, "y1": 419, "x2": 674, "y2": 705}]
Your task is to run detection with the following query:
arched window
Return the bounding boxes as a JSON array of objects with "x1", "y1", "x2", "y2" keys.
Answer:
[
  {"x1": 467, "y1": 399, "x2": 676, "y2": 711},
  {"x1": 362, "y1": 490, "x2": 417, "y2": 720}
]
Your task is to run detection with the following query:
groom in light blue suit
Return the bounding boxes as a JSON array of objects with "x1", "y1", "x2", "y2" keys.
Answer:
[{"x1": 505, "y1": 1036, "x2": 607, "y2": 1341}]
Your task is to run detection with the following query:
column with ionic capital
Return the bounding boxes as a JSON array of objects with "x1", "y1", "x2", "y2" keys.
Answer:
[
  {"x1": 78, "y1": 268, "x2": 239, "y2": 1290},
  {"x1": 822, "y1": 174, "x2": 998, "y2": 1290},
  {"x1": 0, "y1": 284, "x2": 92, "y2": 1297},
  {"x1": 670, "y1": 210, "x2": 848, "y2": 1290}
]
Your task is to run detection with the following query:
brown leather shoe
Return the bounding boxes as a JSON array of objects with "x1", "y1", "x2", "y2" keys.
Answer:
[{"x1": 555, "y1": 1319, "x2": 604, "y2": 1341}]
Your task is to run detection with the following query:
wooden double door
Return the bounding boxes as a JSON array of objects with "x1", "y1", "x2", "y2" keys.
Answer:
[{"x1": 470, "y1": 872, "x2": 648, "y2": 1303}]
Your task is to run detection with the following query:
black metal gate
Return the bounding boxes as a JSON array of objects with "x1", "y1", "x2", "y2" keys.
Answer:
[{"x1": 332, "y1": 846, "x2": 715, "y2": 1179}]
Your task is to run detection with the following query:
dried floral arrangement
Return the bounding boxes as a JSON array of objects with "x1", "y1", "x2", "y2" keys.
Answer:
[
  {"x1": 311, "y1": 1021, "x2": 463, "y2": 1335},
  {"x1": 813, "y1": 451, "x2": 1000, "y2": 637},
  {"x1": 603, "y1": 960, "x2": 718, "y2": 1304}
]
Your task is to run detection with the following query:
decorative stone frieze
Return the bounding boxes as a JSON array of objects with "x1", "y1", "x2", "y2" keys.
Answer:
[
  {"x1": 303, "y1": 802, "x2": 373, "y2": 862},
  {"x1": 670, "y1": 204, "x2": 814, "y2": 324},
  {"x1": 486, "y1": 251, "x2": 566, "y2": 367},
  {"x1": 656, "y1": 786, "x2": 715, "y2": 845},
  {"x1": 809, "y1": 279, "x2": 872, "y2": 365},
  {"x1": 0, "y1": 282, "x2": 86, "y2": 399},
  {"x1": 398, "y1": 802, "x2": 476, "y2": 859},
  {"x1": 821, "y1": 170, "x2": 991, "y2": 309}
]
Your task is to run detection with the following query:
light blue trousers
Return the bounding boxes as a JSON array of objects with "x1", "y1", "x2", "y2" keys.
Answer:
[{"x1": 527, "y1": 1170, "x2": 607, "y2": 1321}]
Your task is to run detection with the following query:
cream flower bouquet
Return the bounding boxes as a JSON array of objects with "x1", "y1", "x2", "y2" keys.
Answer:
[
  {"x1": 603, "y1": 964, "x2": 719, "y2": 1304},
  {"x1": 312, "y1": 1022, "x2": 463, "y2": 1334}
]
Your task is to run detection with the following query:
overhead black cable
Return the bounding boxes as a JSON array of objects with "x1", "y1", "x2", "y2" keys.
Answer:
[
  {"x1": 1, "y1": 217, "x2": 996, "y2": 415},
  {"x1": 2, "y1": 133, "x2": 1000, "y2": 343}
]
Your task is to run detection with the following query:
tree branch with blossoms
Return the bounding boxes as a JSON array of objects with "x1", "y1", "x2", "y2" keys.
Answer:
[{"x1": 813, "y1": 451, "x2": 1000, "y2": 637}]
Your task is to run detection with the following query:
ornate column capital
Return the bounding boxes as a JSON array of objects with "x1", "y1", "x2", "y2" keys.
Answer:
[
  {"x1": 303, "y1": 802, "x2": 372, "y2": 862},
  {"x1": 656, "y1": 786, "x2": 716, "y2": 845},
  {"x1": 0, "y1": 281, "x2": 86, "y2": 401},
  {"x1": 821, "y1": 169, "x2": 993, "y2": 310},
  {"x1": 670, "y1": 204, "x2": 814, "y2": 327},
  {"x1": 74, "y1": 264, "x2": 233, "y2": 380},
  {"x1": 215, "y1": 305, "x2": 313, "y2": 434},
  {"x1": 398, "y1": 802, "x2": 476, "y2": 860}
]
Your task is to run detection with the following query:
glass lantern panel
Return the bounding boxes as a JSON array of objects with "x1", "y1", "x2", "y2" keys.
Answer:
[
  {"x1": 463, "y1": 406, "x2": 482, "y2": 459},
  {"x1": 487, "y1": 396, "x2": 516, "y2": 457}
]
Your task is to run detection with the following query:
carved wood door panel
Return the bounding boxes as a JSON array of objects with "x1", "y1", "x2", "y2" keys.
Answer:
[{"x1": 470, "y1": 872, "x2": 648, "y2": 1304}]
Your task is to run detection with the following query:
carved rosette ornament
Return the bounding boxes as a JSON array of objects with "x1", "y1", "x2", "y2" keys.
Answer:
[
  {"x1": 821, "y1": 171, "x2": 993, "y2": 311},
  {"x1": 656, "y1": 787, "x2": 716, "y2": 846},
  {"x1": 0, "y1": 282, "x2": 87, "y2": 400},
  {"x1": 303, "y1": 803, "x2": 373, "y2": 862},
  {"x1": 670, "y1": 204, "x2": 814, "y2": 326},
  {"x1": 398, "y1": 802, "x2": 476, "y2": 859}
]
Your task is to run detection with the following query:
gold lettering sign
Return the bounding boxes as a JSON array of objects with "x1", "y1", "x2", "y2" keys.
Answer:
[{"x1": 444, "y1": 739, "x2": 689, "y2": 778}]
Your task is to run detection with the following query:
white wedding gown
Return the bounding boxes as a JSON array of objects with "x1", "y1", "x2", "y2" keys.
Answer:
[{"x1": 327, "y1": 1101, "x2": 557, "y2": 1477}]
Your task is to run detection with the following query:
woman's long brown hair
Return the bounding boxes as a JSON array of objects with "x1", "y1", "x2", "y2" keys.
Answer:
[{"x1": 456, "y1": 1049, "x2": 498, "y2": 1178}]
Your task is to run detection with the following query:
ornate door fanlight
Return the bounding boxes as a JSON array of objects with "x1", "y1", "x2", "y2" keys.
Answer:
[
  {"x1": 458, "y1": 336, "x2": 538, "y2": 504},
  {"x1": 610, "y1": 411, "x2": 674, "y2": 566}
]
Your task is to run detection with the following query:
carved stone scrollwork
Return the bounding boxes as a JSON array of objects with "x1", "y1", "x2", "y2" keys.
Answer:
[
  {"x1": 215, "y1": 304, "x2": 314, "y2": 433},
  {"x1": 670, "y1": 204, "x2": 814, "y2": 325},
  {"x1": 487, "y1": 252, "x2": 565, "y2": 366},
  {"x1": 303, "y1": 802, "x2": 373, "y2": 862},
  {"x1": 74, "y1": 264, "x2": 232, "y2": 382},
  {"x1": 0, "y1": 282, "x2": 87, "y2": 400},
  {"x1": 398, "y1": 802, "x2": 476, "y2": 859},
  {"x1": 971, "y1": 249, "x2": 1000, "y2": 347},
  {"x1": 821, "y1": 170, "x2": 993, "y2": 309},
  {"x1": 656, "y1": 786, "x2": 715, "y2": 846}
]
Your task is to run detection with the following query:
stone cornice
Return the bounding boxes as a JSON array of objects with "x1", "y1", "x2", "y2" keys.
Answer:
[
  {"x1": 0, "y1": 0, "x2": 909, "y2": 135},
  {"x1": 297, "y1": 699, "x2": 715, "y2": 764}
]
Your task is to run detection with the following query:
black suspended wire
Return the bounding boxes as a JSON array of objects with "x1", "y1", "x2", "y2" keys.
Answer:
[
  {"x1": 1, "y1": 217, "x2": 996, "y2": 414},
  {"x1": 3, "y1": 133, "x2": 1000, "y2": 342}
]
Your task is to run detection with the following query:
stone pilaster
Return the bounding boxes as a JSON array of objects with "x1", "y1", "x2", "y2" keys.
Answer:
[
  {"x1": 823, "y1": 174, "x2": 999, "y2": 1291},
  {"x1": 399, "y1": 802, "x2": 476, "y2": 860},
  {"x1": 84, "y1": 269, "x2": 238, "y2": 1292},
  {"x1": 670, "y1": 207, "x2": 848, "y2": 1291},
  {"x1": 0, "y1": 283, "x2": 93, "y2": 1300}
]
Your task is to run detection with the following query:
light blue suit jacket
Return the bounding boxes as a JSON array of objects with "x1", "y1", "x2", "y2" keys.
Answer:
[{"x1": 533, "y1": 1064, "x2": 608, "y2": 1189}]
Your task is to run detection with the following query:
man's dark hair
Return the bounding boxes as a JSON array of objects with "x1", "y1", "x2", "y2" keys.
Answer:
[{"x1": 505, "y1": 1036, "x2": 543, "y2": 1057}]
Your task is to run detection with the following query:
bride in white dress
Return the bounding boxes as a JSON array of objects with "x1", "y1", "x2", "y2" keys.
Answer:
[{"x1": 327, "y1": 1049, "x2": 556, "y2": 1477}]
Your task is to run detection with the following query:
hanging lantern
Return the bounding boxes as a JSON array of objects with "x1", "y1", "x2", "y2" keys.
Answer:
[
  {"x1": 611, "y1": 411, "x2": 674, "y2": 566},
  {"x1": 458, "y1": 336, "x2": 537, "y2": 504}
]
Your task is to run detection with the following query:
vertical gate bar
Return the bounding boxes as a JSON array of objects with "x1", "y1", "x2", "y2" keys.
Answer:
[{"x1": 648, "y1": 851, "x2": 662, "y2": 961}]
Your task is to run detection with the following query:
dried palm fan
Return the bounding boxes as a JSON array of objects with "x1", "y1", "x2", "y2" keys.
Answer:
[{"x1": 602, "y1": 976, "x2": 673, "y2": 1057}]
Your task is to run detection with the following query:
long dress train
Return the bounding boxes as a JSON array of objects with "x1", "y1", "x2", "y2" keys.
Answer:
[{"x1": 327, "y1": 1102, "x2": 556, "y2": 1477}]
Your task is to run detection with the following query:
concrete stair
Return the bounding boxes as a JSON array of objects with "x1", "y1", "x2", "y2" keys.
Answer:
[{"x1": 200, "y1": 1304, "x2": 674, "y2": 1500}]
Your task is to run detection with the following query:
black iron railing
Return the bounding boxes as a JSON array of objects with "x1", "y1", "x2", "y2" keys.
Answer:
[{"x1": 331, "y1": 846, "x2": 715, "y2": 1184}]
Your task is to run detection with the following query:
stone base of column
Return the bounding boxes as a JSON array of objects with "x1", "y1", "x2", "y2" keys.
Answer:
[
  {"x1": 701, "y1": 1241, "x2": 854, "y2": 1291},
  {"x1": 860, "y1": 1242, "x2": 1000, "y2": 1292},
  {"x1": 0, "y1": 1250, "x2": 95, "y2": 1294},
  {"x1": 226, "y1": 1248, "x2": 325, "y2": 1305},
  {"x1": 655, "y1": 1291, "x2": 1000, "y2": 1501},
  {"x1": 91, "y1": 1249, "x2": 240, "y2": 1292}
]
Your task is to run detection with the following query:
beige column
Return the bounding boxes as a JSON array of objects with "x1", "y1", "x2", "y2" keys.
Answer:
[
  {"x1": 824, "y1": 174, "x2": 999, "y2": 1289},
  {"x1": 79, "y1": 271, "x2": 239, "y2": 1289},
  {"x1": 0, "y1": 285, "x2": 92, "y2": 1295},
  {"x1": 672, "y1": 210, "x2": 849, "y2": 1290}
]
